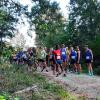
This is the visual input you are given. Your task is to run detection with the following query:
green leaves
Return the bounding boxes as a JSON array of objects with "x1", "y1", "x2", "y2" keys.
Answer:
[
  {"x1": 30, "y1": 0, "x2": 66, "y2": 47},
  {"x1": 68, "y1": 0, "x2": 100, "y2": 45},
  {"x1": 0, "y1": 0, "x2": 28, "y2": 54}
]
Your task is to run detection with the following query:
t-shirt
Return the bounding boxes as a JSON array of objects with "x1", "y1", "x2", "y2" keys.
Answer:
[
  {"x1": 40, "y1": 50, "x2": 47, "y2": 59},
  {"x1": 53, "y1": 49, "x2": 61, "y2": 60}
]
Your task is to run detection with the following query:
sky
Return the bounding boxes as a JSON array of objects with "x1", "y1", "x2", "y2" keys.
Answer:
[{"x1": 12, "y1": 0, "x2": 70, "y2": 47}]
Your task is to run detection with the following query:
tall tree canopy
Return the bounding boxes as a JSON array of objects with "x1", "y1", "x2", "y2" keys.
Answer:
[
  {"x1": 0, "y1": 0, "x2": 27, "y2": 54},
  {"x1": 68, "y1": 0, "x2": 100, "y2": 45},
  {"x1": 29, "y1": 0, "x2": 67, "y2": 47}
]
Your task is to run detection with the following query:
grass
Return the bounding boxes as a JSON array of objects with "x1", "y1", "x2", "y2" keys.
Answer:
[{"x1": 0, "y1": 62, "x2": 79, "y2": 100}]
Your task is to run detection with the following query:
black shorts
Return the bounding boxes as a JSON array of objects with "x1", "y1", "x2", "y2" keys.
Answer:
[
  {"x1": 38, "y1": 59, "x2": 45, "y2": 62},
  {"x1": 70, "y1": 59, "x2": 76, "y2": 64},
  {"x1": 46, "y1": 55, "x2": 49, "y2": 61},
  {"x1": 50, "y1": 59, "x2": 56, "y2": 64},
  {"x1": 27, "y1": 60, "x2": 33, "y2": 66},
  {"x1": 86, "y1": 60, "x2": 92, "y2": 63},
  {"x1": 23, "y1": 58, "x2": 27, "y2": 62}
]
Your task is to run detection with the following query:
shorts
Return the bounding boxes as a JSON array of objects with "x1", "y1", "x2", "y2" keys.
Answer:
[
  {"x1": 46, "y1": 55, "x2": 49, "y2": 62},
  {"x1": 23, "y1": 58, "x2": 27, "y2": 62},
  {"x1": 38, "y1": 59, "x2": 45, "y2": 62},
  {"x1": 56, "y1": 59, "x2": 62, "y2": 65},
  {"x1": 86, "y1": 60, "x2": 92, "y2": 63},
  {"x1": 50, "y1": 59, "x2": 56, "y2": 64},
  {"x1": 70, "y1": 59, "x2": 76, "y2": 64},
  {"x1": 27, "y1": 60, "x2": 33, "y2": 66},
  {"x1": 61, "y1": 56, "x2": 67, "y2": 62}
]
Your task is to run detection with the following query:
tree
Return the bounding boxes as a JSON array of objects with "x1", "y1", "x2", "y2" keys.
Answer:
[
  {"x1": 68, "y1": 0, "x2": 100, "y2": 45},
  {"x1": 0, "y1": 0, "x2": 28, "y2": 55},
  {"x1": 11, "y1": 33, "x2": 26, "y2": 48},
  {"x1": 29, "y1": 0, "x2": 66, "y2": 47}
]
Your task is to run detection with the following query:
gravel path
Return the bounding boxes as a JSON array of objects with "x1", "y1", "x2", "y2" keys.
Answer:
[{"x1": 38, "y1": 68, "x2": 100, "y2": 100}]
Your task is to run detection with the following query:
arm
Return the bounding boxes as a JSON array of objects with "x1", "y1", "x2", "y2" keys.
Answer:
[
  {"x1": 67, "y1": 50, "x2": 71, "y2": 62},
  {"x1": 78, "y1": 51, "x2": 80, "y2": 63},
  {"x1": 90, "y1": 49, "x2": 93, "y2": 60}
]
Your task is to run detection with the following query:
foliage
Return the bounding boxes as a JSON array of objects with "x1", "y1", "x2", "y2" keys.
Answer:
[
  {"x1": 29, "y1": 0, "x2": 67, "y2": 47},
  {"x1": 0, "y1": 0, "x2": 28, "y2": 54},
  {"x1": 0, "y1": 63, "x2": 77, "y2": 100},
  {"x1": 68, "y1": 0, "x2": 100, "y2": 45},
  {"x1": 0, "y1": 93, "x2": 20, "y2": 100}
]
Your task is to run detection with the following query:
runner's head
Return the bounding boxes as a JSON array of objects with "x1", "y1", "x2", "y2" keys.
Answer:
[
  {"x1": 66, "y1": 47, "x2": 68, "y2": 50},
  {"x1": 50, "y1": 48, "x2": 53, "y2": 51},
  {"x1": 39, "y1": 47, "x2": 42, "y2": 50},
  {"x1": 44, "y1": 47, "x2": 47, "y2": 51},
  {"x1": 76, "y1": 46, "x2": 80, "y2": 51},
  {"x1": 61, "y1": 44, "x2": 65, "y2": 48},
  {"x1": 70, "y1": 46, "x2": 74, "y2": 51},
  {"x1": 84, "y1": 45, "x2": 89, "y2": 50},
  {"x1": 55, "y1": 45, "x2": 60, "y2": 50}
]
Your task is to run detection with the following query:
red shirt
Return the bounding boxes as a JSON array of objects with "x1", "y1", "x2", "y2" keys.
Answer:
[{"x1": 53, "y1": 49, "x2": 61, "y2": 60}]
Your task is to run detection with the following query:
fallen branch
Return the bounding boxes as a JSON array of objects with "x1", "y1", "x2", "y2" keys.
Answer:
[{"x1": 14, "y1": 85, "x2": 38, "y2": 94}]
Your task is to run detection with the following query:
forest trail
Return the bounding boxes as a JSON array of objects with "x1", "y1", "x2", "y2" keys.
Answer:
[{"x1": 38, "y1": 69, "x2": 100, "y2": 100}]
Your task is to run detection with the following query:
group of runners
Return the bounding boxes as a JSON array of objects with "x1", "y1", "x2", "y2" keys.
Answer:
[{"x1": 11, "y1": 44, "x2": 94, "y2": 76}]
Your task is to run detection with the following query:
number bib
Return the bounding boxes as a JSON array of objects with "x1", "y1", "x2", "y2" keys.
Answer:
[
  {"x1": 86, "y1": 56, "x2": 90, "y2": 60},
  {"x1": 50, "y1": 55, "x2": 53, "y2": 59},
  {"x1": 71, "y1": 56, "x2": 75, "y2": 59},
  {"x1": 57, "y1": 55, "x2": 61, "y2": 59},
  {"x1": 62, "y1": 52, "x2": 66, "y2": 55}
]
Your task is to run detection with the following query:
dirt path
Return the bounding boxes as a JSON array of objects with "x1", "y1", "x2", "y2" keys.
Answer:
[{"x1": 37, "y1": 68, "x2": 100, "y2": 100}]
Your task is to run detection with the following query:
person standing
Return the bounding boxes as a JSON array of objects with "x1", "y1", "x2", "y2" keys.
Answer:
[
  {"x1": 66, "y1": 47, "x2": 70, "y2": 72},
  {"x1": 70, "y1": 46, "x2": 77, "y2": 73},
  {"x1": 40, "y1": 47, "x2": 48, "y2": 72},
  {"x1": 53, "y1": 45, "x2": 63, "y2": 77},
  {"x1": 85, "y1": 45, "x2": 94, "y2": 76},
  {"x1": 76, "y1": 46, "x2": 82, "y2": 74},
  {"x1": 61, "y1": 44, "x2": 67, "y2": 76},
  {"x1": 49, "y1": 48, "x2": 56, "y2": 75}
]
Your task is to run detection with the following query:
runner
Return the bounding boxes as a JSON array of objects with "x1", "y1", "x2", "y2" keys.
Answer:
[
  {"x1": 53, "y1": 45, "x2": 63, "y2": 77},
  {"x1": 22, "y1": 51, "x2": 28, "y2": 64},
  {"x1": 45, "y1": 47, "x2": 50, "y2": 67},
  {"x1": 32, "y1": 47, "x2": 37, "y2": 69},
  {"x1": 39, "y1": 47, "x2": 48, "y2": 72},
  {"x1": 61, "y1": 44, "x2": 67, "y2": 77},
  {"x1": 49, "y1": 48, "x2": 56, "y2": 75},
  {"x1": 76, "y1": 46, "x2": 82, "y2": 74},
  {"x1": 27, "y1": 51, "x2": 33, "y2": 72},
  {"x1": 16, "y1": 50, "x2": 24, "y2": 65},
  {"x1": 36, "y1": 47, "x2": 42, "y2": 68},
  {"x1": 85, "y1": 45, "x2": 94, "y2": 76},
  {"x1": 66, "y1": 46, "x2": 70, "y2": 72},
  {"x1": 70, "y1": 46, "x2": 77, "y2": 73}
]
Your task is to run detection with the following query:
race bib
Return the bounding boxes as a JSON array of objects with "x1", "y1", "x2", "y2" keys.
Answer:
[
  {"x1": 50, "y1": 55, "x2": 53, "y2": 59},
  {"x1": 86, "y1": 56, "x2": 90, "y2": 60},
  {"x1": 57, "y1": 55, "x2": 61, "y2": 59},
  {"x1": 71, "y1": 56, "x2": 75, "y2": 59},
  {"x1": 62, "y1": 52, "x2": 66, "y2": 55}
]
